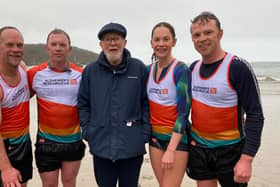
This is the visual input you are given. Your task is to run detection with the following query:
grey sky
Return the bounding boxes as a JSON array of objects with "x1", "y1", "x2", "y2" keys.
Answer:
[{"x1": 1, "y1": 0, "x2": 279, "y2": 63}]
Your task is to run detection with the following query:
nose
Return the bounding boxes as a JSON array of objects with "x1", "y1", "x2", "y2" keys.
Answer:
[
  {"x1": 198, "y1": 34, "x2": 207, "y2": 42},
  {"x1": 54, "y1": 44, "x2": 62, "y2": 50}
]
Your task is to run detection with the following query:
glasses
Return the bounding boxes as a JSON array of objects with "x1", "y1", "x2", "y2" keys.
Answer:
[{"x1": 102, "y1": 37, "x2": 123, "y2": 44}]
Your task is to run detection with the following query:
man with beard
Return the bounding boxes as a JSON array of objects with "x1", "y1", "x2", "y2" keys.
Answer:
[{"x1": 78, "y1": 22, "x2": 151, "y2": 187}]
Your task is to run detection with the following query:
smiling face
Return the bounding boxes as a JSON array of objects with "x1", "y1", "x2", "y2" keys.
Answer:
[
  {"x1": 0, "y1": 28, "x2": 24, "y2": 68},
  {"x1": 46, "y1": 33, "x2": 72, "y2": 66},
  {"x1": 99, "y1": 32, "x2": 127, "y2": 66},
  {"x1": 191, "y1": 19, "x2": 223, "y2": 63},
  {"x1": 151, "y1": 25, "x2": 176, "y2": 62}
]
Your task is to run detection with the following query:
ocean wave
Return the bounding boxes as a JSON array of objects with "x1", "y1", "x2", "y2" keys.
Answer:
[{"x1": 257, "y1": 76, "x2": 280, "y2": 82}]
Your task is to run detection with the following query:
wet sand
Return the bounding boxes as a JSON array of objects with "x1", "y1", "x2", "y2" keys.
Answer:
[{"x1": 28, "y1": 82, "x2": 280, "y2": 187}]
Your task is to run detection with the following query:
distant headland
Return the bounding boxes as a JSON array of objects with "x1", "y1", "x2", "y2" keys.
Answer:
[{"x1": 23, "y1": 44, "x2": 99, "y2": 67}]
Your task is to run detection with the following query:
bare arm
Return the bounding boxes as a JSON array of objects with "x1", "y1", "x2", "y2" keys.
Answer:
[
  {"x1": 0, "y1": 91, "x2": 22, "y2": 187},
  {"x1": 161, "y1": 132, "x2": 183, "y2": 169}
]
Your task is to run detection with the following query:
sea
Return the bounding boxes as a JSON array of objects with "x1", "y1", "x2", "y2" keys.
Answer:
[{"x1": 251, "y1": 62, "x2": 280, "y2": 82}]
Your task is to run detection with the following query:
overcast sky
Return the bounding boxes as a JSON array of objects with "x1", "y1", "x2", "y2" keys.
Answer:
[{"x1": 1, "y1": 0, "x2": 279, "y2": 63}]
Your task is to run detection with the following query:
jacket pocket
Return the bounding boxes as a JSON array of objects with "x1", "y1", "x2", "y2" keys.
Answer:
[{"x1": 118, "y1": 120, "x2": 146, "y2": 156}]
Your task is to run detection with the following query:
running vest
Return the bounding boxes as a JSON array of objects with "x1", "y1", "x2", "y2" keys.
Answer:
[
  {"x1": 0, "y1": 65, "x2": 30, "y2": 143},
  {"x1": 28, "y1": 62, "x2": 82, "y2": 143},
  {"x1": 147, "y1": 59, "x2": 178, "y2": 140},
  {"x1": 191, "y1": 53, "x2": 241, "y2": 147}
]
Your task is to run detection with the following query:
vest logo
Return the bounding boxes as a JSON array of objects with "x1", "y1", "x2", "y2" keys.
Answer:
[
  {"x1": 70, "y1": 79, "x2": 77, "y2": 85},
  {"x1": 12, "y1": 87, "x2": 25, "y2": 101},
  {"x1": 193, "y1": 85, "x2": 217, "y2": 94},
  {"x1": 209, "y1": 87, "x2": 217, "y2": 94},
  {"x1": 149, "y1": 88, "x2": 169, "y2": 94},
  {"x1": 161, "y1": 88, "x2": 168, "y2": 94}
]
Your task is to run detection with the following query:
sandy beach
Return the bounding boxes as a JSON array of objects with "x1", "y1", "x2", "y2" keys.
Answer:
[{"x1": 27, "y1": 81, "x2": 280, "y2": 187}]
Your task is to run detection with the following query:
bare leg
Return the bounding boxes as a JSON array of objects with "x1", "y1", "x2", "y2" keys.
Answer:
[
  {"x1": 61, "y1": 160, "x2": 81, "y2": 187},
  {"x1": 197, "y1": 179, "x2": 218, "y2": 187},
  {"x1": 161, "y1": 151, "x2": 188, "y2": 187},
  {"x1": 39, "y1": 169, "x2": 59, "y2": 187},
  {"x1": 149, "y1": 146, "x2": 165, "y2": 185}
]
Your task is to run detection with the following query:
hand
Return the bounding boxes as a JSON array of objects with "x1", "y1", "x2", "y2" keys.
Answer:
[
  {"x1": 161, "y1": 149, "x2": 175, "y2": 169},
  {"x1": 233, "y1": 154, "x2": 253, "y2": 183},
  {"x1": 1, "y1": 167, "x2": 22, "y2": 187}
]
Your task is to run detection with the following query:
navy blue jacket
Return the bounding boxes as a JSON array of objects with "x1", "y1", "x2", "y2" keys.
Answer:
[{"x1": 78, "y1": 49, "x2": 151, "y2": 160}]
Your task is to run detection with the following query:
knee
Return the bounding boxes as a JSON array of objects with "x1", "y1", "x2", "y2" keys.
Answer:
[
  {"x1": 41, "y1": 180, "x2": 59, "y2": 187},
  {"x1": 61, "y1": 175, "x2": 76, "y2": 187}
]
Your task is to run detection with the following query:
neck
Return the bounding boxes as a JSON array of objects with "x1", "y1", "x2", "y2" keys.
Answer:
[
  {"x1": 157, "y1": 56, "x2": 174, "y2": 69},
  {"x1": 0, "y1": 63, "x2": 20, "y2": 86},
  {"x1": 0, "y1": 62, "x2": 18, "y2": 77},
  {"x1": 49, "y1": 60, "x2": 68, "y2": 71},
  {"x1": 203, "y1": 49, "x2": 225, "y2": 64}
]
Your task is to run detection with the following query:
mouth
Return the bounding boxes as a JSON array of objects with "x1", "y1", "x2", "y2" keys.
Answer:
[
  {"x1": 156, "y1": 47, "x2": 168, "y2": 53},
  {"x1": 9, "y1": 54, "x2": 22, "y2": 59},
  {"x1": 198, "y1": 44, "x2": 208, "y2": 51},
  {"x1": 54, "y1": 54, "x2": 64, "y2": 57},
  {"x1": 108, "y1": 48, "x2": 118, "y2": 52}
]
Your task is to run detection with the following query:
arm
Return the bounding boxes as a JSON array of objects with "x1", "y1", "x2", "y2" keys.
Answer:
[
  {"x1": 142, "y1": 65, "x2": 151, "y2": 143},
  {"x1": 77, "y1": 65, "x2": 91, "y2": 141},
  {"x1": 172, "y1": 63, "x2": 191, "y2": 139},
  {"x1": 229, "y1": 57, "x2": 264, "y2": 183},
  {"x1": 0, "y1": 92, "x2": 22, "y2": 187},
  {"x1": 161, "y1": 63, "x2": 192, "y2": 168},
  {"x1": 27, "y1": 67, "x2": 36, "y2": 98}
]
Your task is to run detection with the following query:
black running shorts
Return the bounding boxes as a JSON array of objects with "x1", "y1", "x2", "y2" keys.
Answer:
[
  {"x1": 149, "y1": 136, "x2": 189, "y2": 152},
  {"x1": 187, "y1": 141, "x2": 247, "y2": 187},
  {"x1": 35, "y1": 136, "x2": 85, "y2": 173},
  {"x1": 3, "y1": 138, "x2": 33, "y2": 183}
]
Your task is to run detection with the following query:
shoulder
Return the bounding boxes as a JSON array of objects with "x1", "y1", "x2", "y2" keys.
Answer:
[
  {"x1": 69, "y1": 62, "x2": 83, "y2": 73},
  {"x1": 128, "y1": 57, "x2": 147, "y2": 73},
  {"x1": 130, "y1": 57, "x2": 145, "y2": 67},
  {"x1": 146, "y1": 63, "x2": 153, "y2": 74},
  {"x1": 82, "y1": 61, "x2": 99, "y2": 77},
  {"x1": 174, "y1": 60, "x2": 191, "y2": 75},
  {"x1": 189, "y1": 60, "x2": 200, "y2": 71},
  {"x1": 230, "y1": 56, "x2": 254, "y2": 74},
  {"x1": 27, "y1": 62, "x2": 48, "y2": 77},
  {"x1": 175, "y1": 61, "x2": 189, "y2": 70},
  {"x1": 28, "y1": 61, "x2": 48, "y2": 72}
]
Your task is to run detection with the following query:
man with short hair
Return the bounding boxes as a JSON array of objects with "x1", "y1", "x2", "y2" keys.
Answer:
[
  {"x1": 186, "y1": 11, "x2": 264, "y2": 187},
  {"x1": 0, "y1": 26, "x2": 32, "y2": 187},
  {"x1": 78, "y1": 22, "x2": 151, "y2": 187},
  {"x1": 28, "y1": 28, "x2": 85, "y2": 187}
]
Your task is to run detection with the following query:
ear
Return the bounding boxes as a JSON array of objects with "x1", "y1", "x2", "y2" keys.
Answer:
[
  {"x1": 68, "y1": 46, "x2": 72, "y2": 53},
  {"x1": 219, "y1": 29, "x2": 223, "y2": 40},
  {"x1": 123, "y1": 39, "x2": 127, "y2": 47},
  {"x1": 45, "y1": 45, "x2": 49, "y2": 52},
  {"x1": 173, "y1": 38, "x2": 177, "y2": 47},
  {"x1": 99, "y1": 40, "x2": 104, "y2": 49}
]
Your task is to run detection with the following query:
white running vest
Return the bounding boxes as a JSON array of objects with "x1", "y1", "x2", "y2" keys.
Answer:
[
  {"x1": 191, "y1": 53, "x2": 239, "y2": 137},
  {"x1": 192, "y1": 53, "x2": 237, "y2": 107},
  {"x1": 147, "y1": 59, "x2": 178, "y2": 128},
  {"x1": 0, "y1": 65, "x2": 30, "y2": 138}
]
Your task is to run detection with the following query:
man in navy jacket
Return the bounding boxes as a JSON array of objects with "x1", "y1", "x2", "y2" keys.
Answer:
[{"x1": 78, "y1": 22, "x2": 151, "y2": 187}]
